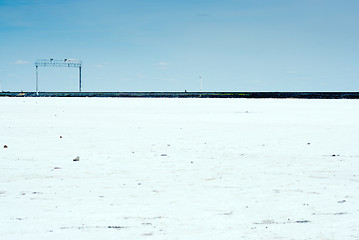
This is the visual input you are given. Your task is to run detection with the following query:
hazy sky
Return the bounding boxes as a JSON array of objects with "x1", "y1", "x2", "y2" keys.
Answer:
[{"x1": 0, "y1": 0, "x2": 358, "y2": 92}]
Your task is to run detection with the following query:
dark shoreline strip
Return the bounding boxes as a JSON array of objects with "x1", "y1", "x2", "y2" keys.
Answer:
[{"x1": 1, "y1": 92, "x2": 359, "y2": 99}]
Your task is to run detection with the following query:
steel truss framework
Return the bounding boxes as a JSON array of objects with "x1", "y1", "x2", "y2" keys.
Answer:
[{"x1": 35, "y1": 59, "x2": 82, "y2": 95}]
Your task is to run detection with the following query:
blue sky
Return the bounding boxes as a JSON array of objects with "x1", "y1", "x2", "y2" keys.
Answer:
[{"x1": 0, "y1": 0, "x2": 358, "y2": 92}]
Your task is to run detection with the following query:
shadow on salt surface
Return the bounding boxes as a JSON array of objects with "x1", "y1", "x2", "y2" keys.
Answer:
[
  {"x1": 253, "y1": 219, "x2": 311, "y2": 225},
  {"x1": 59, "y1": 225, "x2": 127, "y2": 230}
]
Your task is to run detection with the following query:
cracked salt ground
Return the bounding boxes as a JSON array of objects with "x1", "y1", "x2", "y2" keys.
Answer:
[{"x1": 0, "y1": 97, "x2": 358, "y2": 239}]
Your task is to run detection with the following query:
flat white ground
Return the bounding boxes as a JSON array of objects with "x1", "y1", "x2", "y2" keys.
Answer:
[{"x1": 0, "y1": 98, "x2": 358, "y2": 240}]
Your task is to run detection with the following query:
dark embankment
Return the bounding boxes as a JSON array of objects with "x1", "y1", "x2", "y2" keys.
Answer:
[{"x1": 1, "y1": 92, "x2": 359, "y2": 99}]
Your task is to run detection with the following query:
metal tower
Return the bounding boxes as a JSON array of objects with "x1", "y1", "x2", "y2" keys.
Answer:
[{"x1": 35, "y1": 59, "x2": 82, "y2": 95}]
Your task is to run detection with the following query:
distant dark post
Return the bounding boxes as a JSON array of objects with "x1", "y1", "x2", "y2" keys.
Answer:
[
  {"x1": 36, "y1": 66, "x2": 39, "y2": 96},
  {"x1": 79, "y1": 66, "x2": 82, "y2": 92}
]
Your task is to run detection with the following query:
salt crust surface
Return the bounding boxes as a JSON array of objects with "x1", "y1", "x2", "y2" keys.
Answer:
[{"x1": 0, "y1": 98, "x2": 358, "y2": 239}]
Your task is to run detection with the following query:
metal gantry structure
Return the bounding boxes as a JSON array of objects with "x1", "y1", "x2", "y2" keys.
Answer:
[{"x1": 35, "y1": 59, "x2": 82, "y2": 95}]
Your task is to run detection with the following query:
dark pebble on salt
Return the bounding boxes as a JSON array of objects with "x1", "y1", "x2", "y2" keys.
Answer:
[{"x1": 296, "y1": 220, "x2": 310, "y2": 223}]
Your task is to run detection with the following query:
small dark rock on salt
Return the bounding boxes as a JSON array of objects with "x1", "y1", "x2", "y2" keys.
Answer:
[
  {"x1": 3, "y1": 145, "x2": 8, "y2": 148},
  {"x1": 296, "y1": 220, "x2": 310, "y2": 223},
  {"x1": 108, "y1": 226, "x2": 124, "y2": 229},
  {"x1": 73, "y1": 156, "x2": 80, "y2": 161}
]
